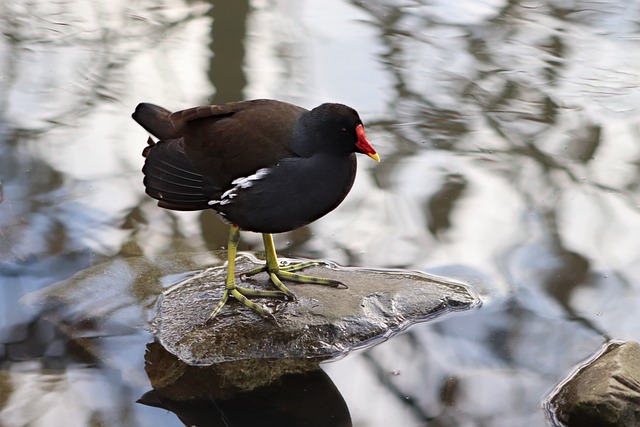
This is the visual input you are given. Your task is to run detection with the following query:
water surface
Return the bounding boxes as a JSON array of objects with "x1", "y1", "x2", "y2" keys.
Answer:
[{"x1": 1, "y1": 0, "x2": 639, "y2": 425}]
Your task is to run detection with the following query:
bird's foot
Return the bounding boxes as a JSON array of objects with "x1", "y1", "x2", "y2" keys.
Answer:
[
  {"x1": 205, "y1": 283, "x2": 289, "y2": 324},
  {"x1": 243, "y1": 260, "x2": 347, "y2": 294}
]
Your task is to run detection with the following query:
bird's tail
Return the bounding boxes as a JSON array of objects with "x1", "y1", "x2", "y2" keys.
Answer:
[{"x1": 132, "y1": 103, "x2": 181, "y2": 140}]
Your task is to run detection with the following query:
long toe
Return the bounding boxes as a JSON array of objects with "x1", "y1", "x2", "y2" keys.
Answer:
[
  {"x1": 274, "y1": 268, "x2": 346, "y2": 288},
  {"x1": 205, "y1": 284, "x2": 286, "y2": 324}
]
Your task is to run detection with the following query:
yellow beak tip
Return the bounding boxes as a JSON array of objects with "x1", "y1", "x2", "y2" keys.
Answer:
[{"x1": 369, "y1": 153, "x2": 381, "y2": 162}]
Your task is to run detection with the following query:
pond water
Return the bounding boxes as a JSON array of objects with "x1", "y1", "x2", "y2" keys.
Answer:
[{"x1": 1, "y1": 0, "x2": 640, "y2": 426}]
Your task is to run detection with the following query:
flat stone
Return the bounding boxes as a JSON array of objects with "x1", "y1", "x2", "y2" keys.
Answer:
[
  {"x1": 547, "y1": 341, "x2": 640, "y2": 427},
  {"x1": 153, "y1": 253, "x2": 481, "y2": 366}
]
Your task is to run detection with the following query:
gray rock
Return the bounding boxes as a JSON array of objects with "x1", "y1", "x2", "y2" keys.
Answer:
[
  {"x1": 547, "y1": 341, "x2": 640, "y2": 427},
  {"x1": 153, "y1": 253, "x2": 481, "y2": 366}
]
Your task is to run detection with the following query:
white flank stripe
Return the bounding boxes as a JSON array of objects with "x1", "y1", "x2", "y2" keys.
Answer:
[
  {"x1": 231, "y1": 168, "x2": 270, "y2": 188},
  {"x1": 208, "y1": 167, "x2": 270, "y2": 207},
  {"x1": 221, "y1": 188, "x2": 235, "y2": 200}
]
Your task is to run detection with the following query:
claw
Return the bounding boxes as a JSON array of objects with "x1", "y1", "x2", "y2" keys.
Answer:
[{"x1": 205, "y1": 226, "x2": 346, "y2": 324}]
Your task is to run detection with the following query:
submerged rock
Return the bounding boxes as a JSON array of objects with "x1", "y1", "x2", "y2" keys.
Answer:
[
  {"x1": 547, "y1": 341, "x2": 640, "y2": 427},
  {"x1": 153, "y1": 253, "x2": 481, "y2": 366}
]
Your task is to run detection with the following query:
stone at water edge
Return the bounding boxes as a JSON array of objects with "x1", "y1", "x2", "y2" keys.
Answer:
[
  {"x1": 152, "y1": 253, "x2": 482, "y2": 366},
  {"x1": 547, "y1": 341, "x2": 640, "y2": 427}
]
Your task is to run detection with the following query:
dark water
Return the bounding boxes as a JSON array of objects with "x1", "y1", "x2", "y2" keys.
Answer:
[{"x1": 1, "y1": 0, "x2": 639, "y2": 426}]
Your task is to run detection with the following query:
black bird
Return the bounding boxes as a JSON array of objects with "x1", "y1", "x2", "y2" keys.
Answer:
[{"x1": 132, "y1": 99, "x2": 379, "y2": 321}]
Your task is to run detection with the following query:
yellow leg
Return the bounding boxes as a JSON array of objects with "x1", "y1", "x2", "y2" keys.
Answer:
[
  {"x1": 206, "y1": 225, "x2": 287, "y2": 323},
  {"x1": 244, "y1": 233, "x2": 345, "y2": 290}
]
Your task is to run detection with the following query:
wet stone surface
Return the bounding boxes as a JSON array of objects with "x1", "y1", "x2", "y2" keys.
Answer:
[
  {"x1": 153, "y1": 254, "x2": 482, "y2": 366},
  {"x1": 547, "y1": 341, "x2": 640, "y2": 427}
]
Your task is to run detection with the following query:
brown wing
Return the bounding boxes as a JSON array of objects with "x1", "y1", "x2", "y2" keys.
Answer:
[
  {"x1": 133, "y1": 103, "x2": 213, "y2": 211},
  {"x1": 169, "y1": 99, "x2": 307, "y2": 188},
  {"x1": 141, "y1": 138, "x2": 215, "y2": 211}
]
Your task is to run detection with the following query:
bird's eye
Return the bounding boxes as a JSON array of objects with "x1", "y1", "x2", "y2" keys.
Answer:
[{"x1": 341, "y1": 127, "x2": 348, "y2": 133}]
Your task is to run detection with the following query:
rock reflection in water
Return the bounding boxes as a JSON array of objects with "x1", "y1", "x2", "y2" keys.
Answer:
[{"x1": 139, "y1": 342, "x2": 351, "y2": 427}]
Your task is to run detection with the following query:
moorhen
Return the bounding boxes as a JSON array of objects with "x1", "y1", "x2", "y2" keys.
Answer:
[{"x1": 132, "y1": 99, "x2": 379, "y2": 321}]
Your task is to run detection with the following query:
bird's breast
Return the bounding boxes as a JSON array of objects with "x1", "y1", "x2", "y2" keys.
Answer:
[{"x1": 211, "y1": 154, "x2": 357, "y2": 233}]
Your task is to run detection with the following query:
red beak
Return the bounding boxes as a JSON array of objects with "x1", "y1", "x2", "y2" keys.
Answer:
[{"x1": 355, "y1": 124, "x2": 380, "y2": 162}]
